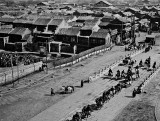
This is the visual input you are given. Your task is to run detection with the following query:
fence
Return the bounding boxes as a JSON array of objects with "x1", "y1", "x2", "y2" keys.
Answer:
[
  {"x1": 0, "y1": 61, "x2": 43, "y2": 86},
  {"x1": 0, "y1": 44, "x2": 111, "y2": 86},
  {"x1": 48, "y1": 44, "x2": 111, "y2": 68}
]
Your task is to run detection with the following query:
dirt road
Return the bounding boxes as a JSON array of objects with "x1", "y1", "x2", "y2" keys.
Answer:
[
  {"x1": 0, "y1": 32, "x2": 156, "y2": 121},
  {"x1": 0, "y1": 45, "x2": 133, "y2": 121},
  {"x1": 29, "y1": 46, "x2": 160, "y2": 121}
]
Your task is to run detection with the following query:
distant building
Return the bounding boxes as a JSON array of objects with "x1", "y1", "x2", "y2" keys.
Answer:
[
  {"x1": 138, "y1": 0, "x2": 150, "y2": 5},
  {"x1": 94, "y1": 0, "x2": 112, "y2": 8},
  {"x1": 36, "y1": 2, "x2": 50, "y2": 7},
  {"x1": 142, "y1": 0, "x2": 150, "y2": 4}
]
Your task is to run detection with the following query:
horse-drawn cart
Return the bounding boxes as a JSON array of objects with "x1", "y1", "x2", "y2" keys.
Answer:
[{"x1": 145, "y1": 45, "x2": 152, "y2": 52}]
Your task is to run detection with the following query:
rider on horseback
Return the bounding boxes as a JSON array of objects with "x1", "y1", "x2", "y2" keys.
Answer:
[
  {"x1": 152, "y1": 61, "x2": 156, "y2": 70},
  {"x1": 116, "y1": 70, "x2": 121, "y2": 78},
  {"x1": 126, "y1": 54, "x2": 131, "y2": 60},
  {"x1": 127, "y1": 66, "x2": 133, "y2": 80},
  {"x1": 136, "y1": 69, "x2": 140, "y2": 78},
  {"x1": 121, "y1": 70, "x2": 125, "y2": 78},
  {"x1": 139, "y1": 59, "x2": 143, "y2": 67},
  {"x1": 148, "y1": 56, "x2": 151, "y2": 62},
  {"x1": 108, "y1": 68, "x2": 113, "y2": 76}
]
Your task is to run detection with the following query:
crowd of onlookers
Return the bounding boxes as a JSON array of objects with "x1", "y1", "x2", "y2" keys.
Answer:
[{"x1": 0, "y1": 53, "x2": 41, "y2": 67}]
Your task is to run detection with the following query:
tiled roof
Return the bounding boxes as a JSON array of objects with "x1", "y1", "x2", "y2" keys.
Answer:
[
  {"x1": 98, "y1": 0, "x2": 112, "y2": 6},
  {"x1": 22, "y1": 34, "x2": 31, "y2": 41},
  {"x1": 77, "y1": 16, "x2": 94, "y2": 21},
  {"x1": 85, "y1": 19, "x2": 99, "y2": 26},
  {"x1": 0, "y1": 28, "x2": 12, "y2": 34},
  {"x1": 111, "y1": 17, "x2": 129, "y2": 24},
  {"x1": 68, "y1": 21, "x2": 84, "y2": 27},
  {"x1": 1, "y1": 25, "x2": 13, "y2": 29},
  {"x1": 76, "y1": 10, "x2": 94, "y2": 14},
  {"x1": 99, "y1": 22, "x2": 110, "y2": 26},
  {"x1": 0, "y1": 17, "x2": 15, "y2": 23},
  {"x1": 48, "y1": 19, "x2": 63, "y2": 26},
  {"x1": 9, "y1": 27, "x2": 29, "y2": 35},
  {"x1": 34, "y1": 18, "x2": 51, "y2": 25},
  {"x1": 98, "y1": 29, "x2": 109, "y2": 33},
  {"x1": 90, "y1": 29, "x2": 109, "y2": 39},
  {"x1": 81, "y1": 26, "x2": 93, "y2": 30},
  {"x1": 57, "y1": 27, "x2": 81, "y2": 36},
  {"x1": 13, "y1": 19, "x2": 29, "y2": 24}
]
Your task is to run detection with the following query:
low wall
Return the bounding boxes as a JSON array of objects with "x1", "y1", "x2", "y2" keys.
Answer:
[
  {"x1": 0, "y1": 44, "x2": 111, "y2": 85},
  {"x1": 48, "y1": 44, "x2": 111, "y2": 68},
  {"x1": 0, "y1": 61, "x2": 43, "y2": 85}
]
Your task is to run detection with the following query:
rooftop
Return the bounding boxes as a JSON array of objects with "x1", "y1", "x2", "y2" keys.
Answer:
[
  {"x1": 48, "y1": 19, "x2": 63, "y2": 26},
  {"x1": 9, "y1": 27, "x2": 30, "y2": 36},
  {"x1": 34, "y1": 18, "x2": 51, "y2": 26},
  {"x1": 0, "y1": 28, "x2": 12, "y2": 34},
  {"x1": 90, "y1": 29, "x2": 109, "y2": 39},
  {"x1": 57, "y1": 27, "x2": 81, "y2": 36}
]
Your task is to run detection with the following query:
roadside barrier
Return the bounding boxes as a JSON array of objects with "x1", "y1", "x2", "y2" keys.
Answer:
[
  {"x1": 88, "y1": 48, "x2": 145, "y2": 82},
  {"x1": 0, "y1": 61, "x2": 43, "y2": 86},
  {"x1": 140, "y1": 64, "x2": 160, "y2": 92},
  {"x1": 48, "y1": 44, "x2": 112, "y2": 69}
]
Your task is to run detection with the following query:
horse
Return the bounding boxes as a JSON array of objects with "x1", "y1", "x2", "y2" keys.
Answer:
[
  {"x1": 108, "y1": 69, "x2": 113, "y2": 77},
  {"x1": 108, "y1": 72, "x2": 113, "y2": 77},
  {"x1": 81, "y1": 105, "x2": 92, "y2": 119},
  {"x1": 115, "y1": 71, "x2": 121, "y2": 80},
  {"x1": 95, "y1": 97, "x2": 103, "y2": 109},
  {"x1": 129, "y1": 60, "x2": 136, "y2": 66},
  {"x1": 114, "y1": 84, "x2": 122, "y2": 94},
  {"x1": 139, "y1": 60, "x2": 143, "y2": 67},
  {"x1": 72, "y1": 112, "x2": 82, "y2": 121},
  {"x1": 60, "y1": 86, "x2": 74, "y2": 94},
  {"x1": 145, "y1": 46, "x2": 152, "y2": 52}
]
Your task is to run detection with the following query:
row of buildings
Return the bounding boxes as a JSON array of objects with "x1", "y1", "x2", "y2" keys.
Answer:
[{"x1": 0, "y1": 0, "x2": 159, "y2": 55}]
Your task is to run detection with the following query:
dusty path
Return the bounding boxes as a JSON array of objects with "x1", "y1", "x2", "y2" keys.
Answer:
[
  {"x1": 86, "y1": 47, "x2": 160, "y2": 121},
  {"x1": 0, "y1": 32, "x2": 154, "y2": 121},
  {"x1": 29, "y1": 46, "x2": 160, "y2": 121},
  {"x1": 0, "y1": 45, "x2": 134, "y2": 121}
]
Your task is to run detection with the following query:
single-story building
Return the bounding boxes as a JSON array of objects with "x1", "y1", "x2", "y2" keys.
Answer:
[{"x1": 89, "y1": 29, "x2": 111, "y2": 48}]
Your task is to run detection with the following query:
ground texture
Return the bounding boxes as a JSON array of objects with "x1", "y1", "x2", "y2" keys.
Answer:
[{"x1": 0, "y1": 33, "x2": 160, "y2": 121}]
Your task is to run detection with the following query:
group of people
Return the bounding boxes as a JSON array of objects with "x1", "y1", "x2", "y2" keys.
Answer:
[
  {"x1": 122, "y1": 55, "x2": 136, "y2": 66},
  {"x1": 63, "y1": 55, "x2": 157, "y2": 121},
  {"x1": 139, "y1": 56, "x2": 156, "y2": 71},
  {"x1": 66, "y1": 82, "x2": 127, "y2": 121},
  {"x1": 108, "y1": 66, "x2": 140, "y2": 81},
  {"x1": 0, "y1": 52, "x2": 40, "y2": 67}
]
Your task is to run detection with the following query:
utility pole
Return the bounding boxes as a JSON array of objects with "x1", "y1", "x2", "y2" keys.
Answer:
[
  {"x1": 131, "y1": 15, "x2": 135, "y2": 44},
  {"x1": 121, "y1": 21, "x2": 123, "y2": 43},
  {"x1": 16, "y1": 55, "x2": 19, "y2": 83},
  {"x1": 10, "y1": 53, "x2": 14, "y2": 87},
  {"x1": 46, "y1": 39, "x2": 48, "y2": 74}
]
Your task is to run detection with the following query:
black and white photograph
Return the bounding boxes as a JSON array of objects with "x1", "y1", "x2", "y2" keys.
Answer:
[{"x1": 0, "y1": 0, "x2": 160, "y2": 121}]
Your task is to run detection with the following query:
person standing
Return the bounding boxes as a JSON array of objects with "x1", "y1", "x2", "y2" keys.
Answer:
[
  {"x1": 81, "y1": 80, "x2": 83, "y2": 87},
  {"x1": 51, "y1": 88, "x2": 55, "y2": 95},
  {"x1": 136, "y1": 69, "x2": 140, "y2": 78}
]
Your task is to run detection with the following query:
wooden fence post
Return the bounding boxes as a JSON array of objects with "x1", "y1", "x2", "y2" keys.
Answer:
[{"x1": 4, "y1": 73, "x2": 6, "y2": 85}]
